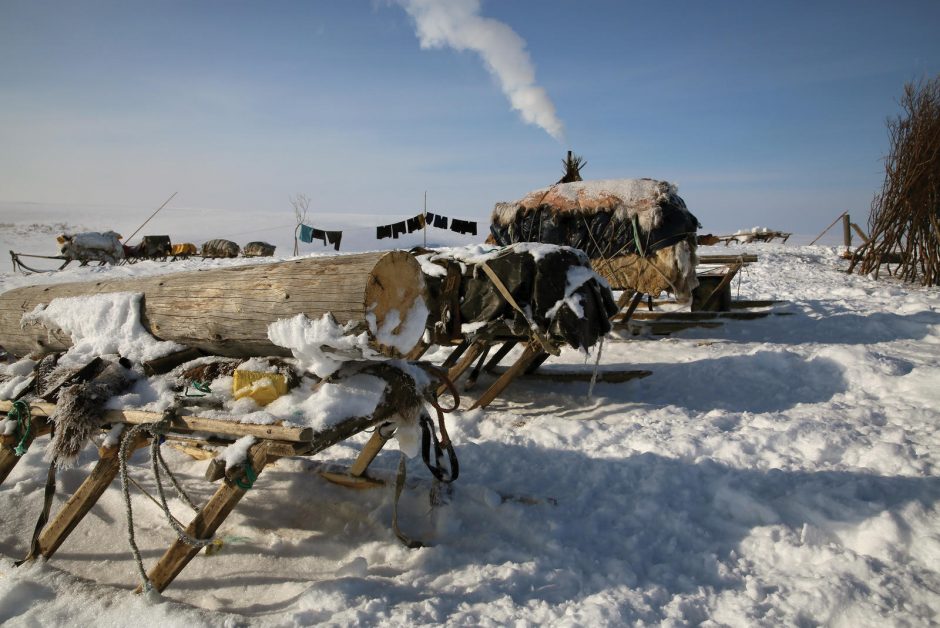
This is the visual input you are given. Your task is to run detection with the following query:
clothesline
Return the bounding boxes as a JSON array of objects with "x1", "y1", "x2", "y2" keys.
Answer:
[{"x1": 300, "y1": 211, "x2": 479, "y2": 251}]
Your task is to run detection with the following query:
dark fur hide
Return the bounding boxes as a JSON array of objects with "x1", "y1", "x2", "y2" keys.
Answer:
[{"x1": 48, "y1": 360, "x2": 133, "y2": 467}]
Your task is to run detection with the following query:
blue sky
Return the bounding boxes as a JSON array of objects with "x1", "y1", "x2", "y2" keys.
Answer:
[{"x1": 1, "y1": 0, "x2": 938, "y2": 236}]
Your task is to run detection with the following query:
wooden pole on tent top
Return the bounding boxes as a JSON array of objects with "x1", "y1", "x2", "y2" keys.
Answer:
[{"x1": 423, "y1": 191, "x2": 427, "y2": 248}]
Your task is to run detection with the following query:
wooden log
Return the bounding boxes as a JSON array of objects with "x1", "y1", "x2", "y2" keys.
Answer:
[{"x1": 0, "y1": 251, "x2": 428, "y2": 359}]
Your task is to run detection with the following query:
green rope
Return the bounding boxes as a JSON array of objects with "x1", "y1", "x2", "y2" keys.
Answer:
[
  {"x1": 184, "y1": 380, "x2": 211, "y2": 397},
  {"x1": 235, "y1": 462, "x2": 257, "y2": 490},
  {"x1": 8, "y1": 400, "x2": 32, "y2": 457}
]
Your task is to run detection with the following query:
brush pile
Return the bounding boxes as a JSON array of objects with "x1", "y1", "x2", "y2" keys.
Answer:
[{"x1": 851, "y1": 75, "x2": 940, "y2": 285}]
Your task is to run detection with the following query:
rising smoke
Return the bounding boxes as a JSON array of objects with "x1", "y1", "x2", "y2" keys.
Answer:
[{"x1": 399, "y1": 0, "x2": 565, "y2": 141}]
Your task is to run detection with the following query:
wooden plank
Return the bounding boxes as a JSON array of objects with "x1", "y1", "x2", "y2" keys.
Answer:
[
  {"x1": 629, "y1": 310, "x2": 773, "y2": 322},
  {"x1": 697, "y1": 254, "x2": 758, "y2": 265},
  {"x1": 0, "y1": 401, "x2": 313, "y2": 443},
  {"x1": 615, "y1": 320, "x2": 725, "y2": 335},
  {"x1": 489, "y1": 367, "x2": 652, "y2": 384},
  {"x1": 141, "y1": 440, "x2": 273, "y2": 593},
  {"x1": 37, "y1": 431, "x2": 150, "y2": 559},
  {"x1": 729, "y1": 299, "x2": 785, "y2": 309}
]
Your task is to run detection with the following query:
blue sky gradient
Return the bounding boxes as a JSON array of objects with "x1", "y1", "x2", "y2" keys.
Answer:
[{"x1": 2, "y1": 0, "x2": 938, "y2": 236}]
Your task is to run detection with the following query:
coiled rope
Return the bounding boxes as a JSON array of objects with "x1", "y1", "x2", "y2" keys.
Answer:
[{"x1": 119, "y1": 410, "x2": 213, "y2": 591}]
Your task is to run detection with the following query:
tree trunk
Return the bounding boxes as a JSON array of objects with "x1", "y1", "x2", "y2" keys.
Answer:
[{"x1": 0, "y1": 251, "x2": 427, "y2": 359}]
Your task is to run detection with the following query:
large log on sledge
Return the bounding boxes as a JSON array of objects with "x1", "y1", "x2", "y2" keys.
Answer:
[{"x1": 0, "y1": 251, "x2": 428, "y2": 359}]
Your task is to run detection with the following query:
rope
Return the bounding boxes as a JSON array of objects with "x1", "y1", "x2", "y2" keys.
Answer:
[
  {"x1": 7, "y1": 400, "x2": 32, "y2": 456},
  {"x1": 184, "y1": 380, "x2": 211, "y2": 397},
  {"x1": 119, "y1": 412, "x2": 214, "y2": 592},
  {"x1": 235, "y1": 462, "x2": 257, "y2": 490},
  {"x1": 586, "y1": 336, "x2": 606, "y2": 400}
]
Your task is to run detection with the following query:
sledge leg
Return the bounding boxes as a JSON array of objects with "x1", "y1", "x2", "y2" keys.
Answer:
[
  {"x1": 471, "y1": 342, "x2": 544, "y2": 410},
  {"x1": 320, "y1": 427, "x2": 392, "y2": 489},
  {"x1": 483, "y1": 340, "x2": 517, "y2": 373},
  {"x1": 140, "y1": 441, "x2": 272, "y2": 593},
  {"x1": 37, "y1": 430, "x2": 149, "y2": 559}
]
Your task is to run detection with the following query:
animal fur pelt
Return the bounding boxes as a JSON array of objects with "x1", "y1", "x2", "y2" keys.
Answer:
[
  {"x1": 175, "y1": 357, "x2": 300, "y2": 391},
  {"x1": 490, "y1": 179, "x2": 699, "y2": 258},
  {"x1": 47, "y1": 359, "x2": 134, "y2": 467},
  {"x1": 591, "y1": 240, "x2": 699, "y2": 303}
]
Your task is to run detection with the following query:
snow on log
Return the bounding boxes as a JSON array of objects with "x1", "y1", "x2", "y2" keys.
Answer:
[{"x1": 0, "y1": 251, "x2": 429, "y2": 359}]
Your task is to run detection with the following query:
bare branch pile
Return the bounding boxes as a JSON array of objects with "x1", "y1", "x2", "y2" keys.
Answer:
[{"x1": 851, "y1": 76, "x2": 940, "y2": 285}]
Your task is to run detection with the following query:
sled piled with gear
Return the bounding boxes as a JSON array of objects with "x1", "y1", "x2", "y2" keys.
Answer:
[
  {"x1": 0, "y1": 245, "x2": 618, "y2": 592},
  {"x1": 9, "y1": 230, "x2": 275, "y2": 274}
]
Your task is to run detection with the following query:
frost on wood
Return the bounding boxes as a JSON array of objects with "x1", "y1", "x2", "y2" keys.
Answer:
[{"x1": 21, "y1": 292, "x2": 183, "y2": 367}]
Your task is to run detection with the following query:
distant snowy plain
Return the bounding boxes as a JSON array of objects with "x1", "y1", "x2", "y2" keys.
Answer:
[{"x1": 0, "y1": 207, "x2": 938, "y2": 626}]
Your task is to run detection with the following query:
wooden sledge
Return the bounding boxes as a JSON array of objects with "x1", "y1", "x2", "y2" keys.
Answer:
[{"x1": 0, "y1": 366, "x2": 438, "y2": 594}]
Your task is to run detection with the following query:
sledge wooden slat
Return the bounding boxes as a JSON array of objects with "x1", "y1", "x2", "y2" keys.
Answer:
[
  {"x1": 37, "y1": 432, "x2": 150, "y2": 559},
  {"x1": 698, "y1": 254, "x2": 758, "y2": 264},
  {"x1": 487, "y1": 367, "x2": 653, "y2": 384},
  {"x1": 0, "y1": 401, "x2": 313, "y2": 443},
  {"x1": 628, "y1": 310, "x2": 775, "y2": 321},
  {"x1": 141, "y1": 440, "x2": 274, "y2": 593}
]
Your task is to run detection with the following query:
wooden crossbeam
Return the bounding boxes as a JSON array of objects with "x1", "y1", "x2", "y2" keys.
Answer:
[
  {"x1": 698, "y1": 254, "x2": 758, "y2": 265},
  {"x1": 0, "y1": 401, "x2": 313, "y2": 443}
]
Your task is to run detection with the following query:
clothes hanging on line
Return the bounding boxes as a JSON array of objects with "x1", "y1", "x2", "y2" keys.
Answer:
[
  {"x1": 326, "y1": 231, "x2": 342, "y2": 251},
  {"x1": 377, "y1": 225, "x2": 393, "y2": 239},
  {"x1": 392, "y1": 221, "x2": 407, "y2": 239},
  {"x1": 406, "y1": 214, "x2": 425, "y2": 233},
  {"x1": 311, "y1": 227, "x2": 327, "y2": 245},
  {"x1": 433, "y1": 214, "x2": 448, "y2": 229},
  {"x1": 299, "y1": 224, "x2": 314, "y2": 243},
  {"x1": 450, "y1": 218, "x2": 477, "y2": 235}
]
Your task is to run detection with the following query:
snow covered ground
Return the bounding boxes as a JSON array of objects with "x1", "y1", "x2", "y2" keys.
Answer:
[{"x1": 1, "y1": 214, "x2": 939, "y2": 626}]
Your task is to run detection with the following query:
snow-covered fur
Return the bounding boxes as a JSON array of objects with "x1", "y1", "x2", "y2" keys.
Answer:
[
  {"x1": 47, "y1": 359, "x2": 133, "y2": 467},
  {"x1": 492, "y1": 178, "x2": 677, "y2": 234},
  {"x1": 57, "y1": 231, "x2": 124, "y2": 264}
]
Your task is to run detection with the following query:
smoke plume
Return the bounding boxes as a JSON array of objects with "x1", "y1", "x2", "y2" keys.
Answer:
[{"x1": 400, "y1": 0, "x2": 565, "y2": 141}]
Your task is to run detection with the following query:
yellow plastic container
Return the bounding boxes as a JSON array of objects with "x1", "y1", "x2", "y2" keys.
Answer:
[{"x1": 232, "y1": 370, "x2": 288, "y2": 406}]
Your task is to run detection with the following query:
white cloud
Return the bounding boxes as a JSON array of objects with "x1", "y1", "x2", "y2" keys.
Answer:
[{"x1": 399, "y1": 0, "x2": 564, "y2": 141}]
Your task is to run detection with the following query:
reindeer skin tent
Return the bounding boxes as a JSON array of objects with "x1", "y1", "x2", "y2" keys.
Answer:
[{"x1": 489, "y1": 178, "x2": 701, "y2": 301}]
